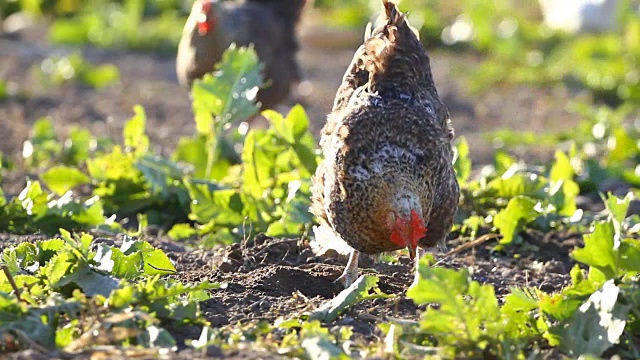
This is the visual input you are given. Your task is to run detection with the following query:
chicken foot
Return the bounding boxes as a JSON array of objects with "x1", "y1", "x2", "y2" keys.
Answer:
[
  {"x1": 411, "y1": 247, "x2": 427, "y2": 287},
  {"x1": 337, "y1": 250, "x2": 359, "y2": 287}
]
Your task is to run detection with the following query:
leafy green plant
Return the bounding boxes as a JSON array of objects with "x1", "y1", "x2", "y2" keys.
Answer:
[
  {"x1": 48, "y1": 0, "x2": 184, "y2": 52},
  {"x1": 3, "y1": 46, "x2": 317, "y2": 243},
  {"x1": 0, "y1": 230, "x2": 221, "y2": 351},
  {"x1": 37, "y1": 52, "x2": 120, "y2": 89},
  {"x1": 454, "y1": 137, "x2": 580, "y2": 245},
  {"x1": 405, "y1": 264, "x2": 536, "y2": 359},
  {"x1": 397, "y1": 193, "x2": 640, "y2": 358}
]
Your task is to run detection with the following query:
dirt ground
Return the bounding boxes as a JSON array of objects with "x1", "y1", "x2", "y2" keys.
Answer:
[
  {"x1": 0, "y1": 230, "x2": 576, "y2": 358},
  {"x1": 0, "y1": 21, "x2": 586, "y2": 358}
]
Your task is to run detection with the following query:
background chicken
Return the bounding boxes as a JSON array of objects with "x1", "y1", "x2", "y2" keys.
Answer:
[
  {"x1": 176, "y1": 0, "x2": 307, "y2": 110},
  {"x1": 311, "y1": 0, "x2": 460, "y2": 287}
]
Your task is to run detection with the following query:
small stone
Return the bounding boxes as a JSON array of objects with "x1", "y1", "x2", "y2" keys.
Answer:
[
  {"x1": 205, "y1": 345, "x2": 224, "y2": 358},
  {"x1": 218, "y1": 262, "x2": 233, "y2": 273},
  {"x1": 227, "y1": 249, "x2": 243, "y2": 261},
  {"x1": 373, "y1": 298, "x2": 386, "y2": 306},
  {"x1": 254, "y1": 233, "x2": 269, "y2": 246},
  {"x1": 259, "y1": 300, "x2": 271, "y2": 310}
]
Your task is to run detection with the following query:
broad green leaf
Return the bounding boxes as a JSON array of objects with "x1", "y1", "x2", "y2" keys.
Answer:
[
  {"x1": 18, "y1": 181, "x2": 51, "y2": 218},
  {"x1": 550, "y1": 150, "x2": 574, "y2": 182},
  {"x1": 571, "y1": 221, "x2": 618, "y2": 280},
  {"x1": 185, "y1": 180, "x2": 244, "y2": 225},
  {"x1": 603, "y1": 192, "x2": 632, "y2": 227},
  {"x1": 173, "y1": 134, "x2": 232, "y2": 180},
  {"x1": 87, "y1": 146, "x2": 138, "y2": 181},
  {"x1": 494, "y1": 150, "x2": 516, "y2": 174},
  {"x1": 407, "y1": 263, "x2": 471, "y2": 305},
  {"x1": 608, "y1": 127, "x2": 637, "y2": 163},
  {"x1": 82, "y1": 63, "x2": 120, "y2": 89},
  {"x1": 553, "y1": 280, "x2": 629, "y2": 356},
  {"x1": 493, "y1": 196, "x2": 539, "y2": 244},
  {"x1": 242, "y1": 130, "x2": 275, "y2": 197},
  {"x1": 135, "y1": 155, "x2": 189, "y2": 195},
  {"x1": 301, "y1": 336, "x2": 350, "y2": 360},
  {"x1": 55, "y1": 265, "x2": 119, "y2": 297},
  {"x1": 488, "y1": 173, "x2": 547, "y2": 199},
  {"x1": 619, "y1": 239, "x2": 640, "y2": 274},
  {"x1": 41, "y1": 166, "x2": 91, "y2": 196},
  {"x1": 62, "y1": 127, "x2": 94, "y2": 165},
  {"x1": 191, "y1": 45, "x2": 263, "y2": 131},
  {"x1": 266, "y1": 105, "x2": 311, "y2": 145},
  {"x1": 167, "y1": 223, "x2": 197, "y2": 241},
  {"x1": 123, "y1": 105, "x2": 150, "y2": 155},
  {"x1": 309, "y1": 275, "x2": 389, "y2": 322}
]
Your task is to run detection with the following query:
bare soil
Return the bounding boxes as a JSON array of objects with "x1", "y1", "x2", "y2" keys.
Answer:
[{"x1": 0, "y1": 230, "x2": 576, "y2": 359}]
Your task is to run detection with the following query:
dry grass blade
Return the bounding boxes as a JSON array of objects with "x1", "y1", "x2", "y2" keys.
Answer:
[
  {"x1": 2, "y1": 265, "x2": 26, "y2": 303},
  {"x1": 443, "y1": 233, "x2": 502, "y2": 258}
]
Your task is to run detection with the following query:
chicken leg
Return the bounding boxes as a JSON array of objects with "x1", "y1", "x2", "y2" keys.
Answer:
[
  {"x1": 411, "y1": 247, "x2": 427, "y2": 287},
  {"x1": 337, "y1": 250, "x2": 359, "y2": 287}
]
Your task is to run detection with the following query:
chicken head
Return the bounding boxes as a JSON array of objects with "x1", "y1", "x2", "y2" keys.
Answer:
[
  {"x1": 196, "y1": 0, "x2": 217, "y2": 35},
  {"x1": 387, "y1": 209, "x2": 427, "y2": 260}
]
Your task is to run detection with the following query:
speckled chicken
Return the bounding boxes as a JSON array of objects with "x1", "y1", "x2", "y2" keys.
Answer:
[
  {"x1": 176, "y1": 0, "x2": 306, "y2": 110},
  {"x1": 310, "y1": 0, "x2": 459, "y2": 287}
]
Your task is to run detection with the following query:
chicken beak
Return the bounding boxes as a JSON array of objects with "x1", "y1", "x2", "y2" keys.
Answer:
[{"x1": 408, "y1": 245, "x2": 416, "y2": 260}]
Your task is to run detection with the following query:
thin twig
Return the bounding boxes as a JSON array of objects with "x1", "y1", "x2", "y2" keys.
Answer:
[
  {"x1": 432, "y1": 233, "x2": 501, "y2": 267},
  {"x1": 2, "y1": 265, "x2": 25, "y2": 303},
  {"x1": 445, "y1": 233, "x2": 501, "y2": 258}
]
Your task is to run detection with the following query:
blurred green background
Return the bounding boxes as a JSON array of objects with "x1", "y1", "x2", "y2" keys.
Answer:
[{"x1": 2, "y1": 0, "x2": 639, "y2": 105}]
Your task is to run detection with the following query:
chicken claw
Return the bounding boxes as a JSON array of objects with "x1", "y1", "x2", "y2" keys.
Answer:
[{"x1": 336, "y1": 250, "x2": 360, "y2": 287}]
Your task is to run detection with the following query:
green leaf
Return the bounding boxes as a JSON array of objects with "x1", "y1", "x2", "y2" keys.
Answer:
[
  {"x1": 493, "y1": 196, "x2": 539, "y2": 244},
  {"x1": 494, "y1": 150, "x2": 516, "y2": 174},
  {"x1": 41, "y1": 166, "x2": 91, "y2": 196},
  {"x1": 191, "y1": 45, "x2": 263, "y2": 131},
  {"x1": 266, "y1": 105, "x2": 310, "y2": 144},
  {"x1": 309, "y1": 275, "x2": 389, "y2": 322},
  {"x1": 135, "y1": 154, "x2": 189, "y2": 195},
  {"x1": 167, "y1": 223, "x2": 197, "y2": 241},
  {"x1": 407, "y1": 264, "x2": 471, "y2": 305},
  {"x1": 55, "y1": 265, "x2": 119, "y2": 297},
  {"x1": 550, "y1": 150, "x2": 574, "y2": 182},
  {"x1": 242, "y1": 130, "x2": 275, "y2": 197},
  {"x1": 454, "y1": 137, "x2": 472, "y2": 183},
  {"x1": 123, "y1": 105, "x2": 149, "y2": 155},
  {"x1": 81, "y1": 63, "x2": 120, "y2": 89},
  {"x1": 185, "y1": 180, "x2": 244, "y2": 225},
  {"x1": 553, "y1": 280, "x2": 630, "y2": 356},
  {"x1": 488, "y1": 173, "x2": 547, "y2": 199},
  {"x1": 62, "y1": 127, "x2": 95, "y2": 165},
  {"x1": 603, "y1": 192, "x2": 632, "y2": 227},
  {"x1": 571, "y1": 221, "x2": 618, "y2": 280},
  {"x1": 173, "y1": 134, "x2": 232, "y2": 180},
  {"x1": 300, "y1": 336, "x2": 350, "y2": 360}
]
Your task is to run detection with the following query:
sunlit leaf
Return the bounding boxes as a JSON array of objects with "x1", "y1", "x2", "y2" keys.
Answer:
[{"x1": 41, "y1": 166, "x2": 91, "y2": 196}]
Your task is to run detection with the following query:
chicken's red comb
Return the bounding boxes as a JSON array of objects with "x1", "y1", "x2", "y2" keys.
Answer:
[{"x1": 197, "y1": 1, "x2": 214, "y2": 35}]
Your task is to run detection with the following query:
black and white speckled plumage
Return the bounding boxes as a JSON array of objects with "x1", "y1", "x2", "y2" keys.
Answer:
[{"x1": 311, "y1": 0, "x2": 459, "y2": 257}]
